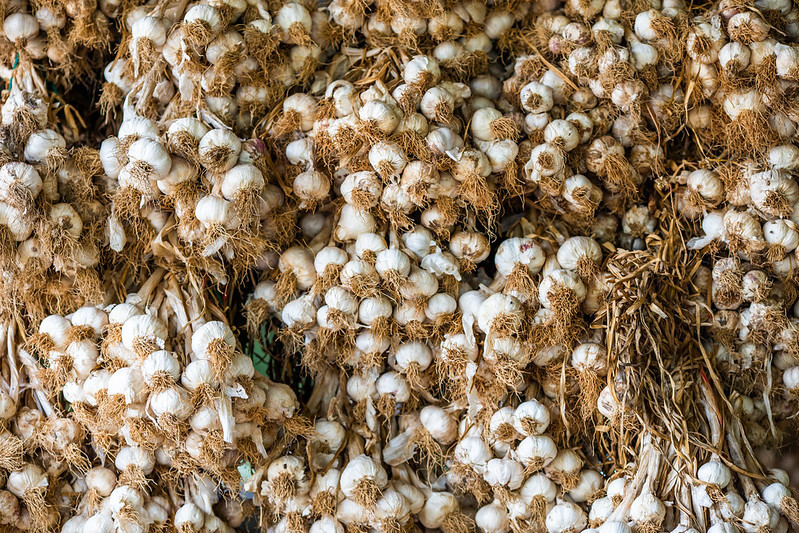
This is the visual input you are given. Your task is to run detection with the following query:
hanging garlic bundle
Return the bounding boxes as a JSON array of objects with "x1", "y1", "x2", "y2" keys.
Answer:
[
  {"x1": 248, "y1": 220, "x2": 470, "y2": 382},
  {"x1": 2, "y1": 0, "x2": 799, "y2": 530},
  {"x1": 0, "y1": 0, "x2": 118, "y2": 96},
  {"x1": 244, "y1": 209, "x2": 622, "y2": 531},
  {"x1": 674, "y1": 3, "x2": 799, "y2": 156},
  {"x1": 589, "y1": 210, "x2": 799, "y2": 533},
  {"x1": 99, "y1": 0, "x2": 330, "y2": 133},
  {"x1": 262, "y1": 43, "x2": 584, "y2": 247},
  {"x1": 0, "y1": 68, "x2": 108, "y2": 327},
  {"x1": 8, "y1": 267, "x2": 308, "y2": 531},
  {"x1": 100, "y1": 109, "x2": 294, "y2": 284}
]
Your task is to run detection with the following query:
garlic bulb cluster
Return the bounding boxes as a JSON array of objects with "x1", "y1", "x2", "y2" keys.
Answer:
[
  {"x1": 100, "y1": 111, "x2": 291, "y2": 283},
  {"x1": 99, "y1": 0, "x2": 329, "y2": 133},
  {"x1": 267, "y1": 45, "x2": 665, "y2": 239},
  {"x1": 245, "y1": 209, "x2": 620, "y2": 530},
  {"x1": 591, "y1": 217, "x2": 799, "y2": 533},
  {"x1": 680, "y1": 5, "x2": 799, "y2": 156},
  {"x1": 684, "y1": 158, "x2": 799, "y2": 262},
  {"x1": 0, "y1": 0, "x2": 116, "y2": 92},
  {"x1": 2, "y1": 0, "x2": 799, "y2": 530},
  {"x1": 701, "y1": 259, "x2": 799, "y2": 412},
  {"x1": 272, "y1": 60, "x2": 516, "y2": 236},
  {"x1": 0, "y1": 83, "x2": 107, "y2": 325},
  {"x1": 579, "y1": 421, "x2": 799, "y2": 533},
  {"x1": 7, "y1": 270, "x2": 306, "y2": 532},
  {"x1": 239, "y1": 405, "x2": 604, "y2": 533}
]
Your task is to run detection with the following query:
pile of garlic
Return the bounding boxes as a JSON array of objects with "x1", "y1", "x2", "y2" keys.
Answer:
[
  {"x1": 684, "y1": 151, "x2": 799, "y2": 268},
  {"x1": 246, "y1": 213, "x2": 622, "y2": 529},
  {"x1": 583, "y1": 409, "x2": 799, "y2": 533},
  {"x1": 696, "y1": 257, "x2": 799, "y2": 443},
  {"x1": 675, "y1": 103, "x2": 799, "y2": 468},
  {"x1": 239, "y1": 397, "x2": 609, "y2": 533},
  {"x1": 270, "y1": 46, "x2": 667, "y2": 241},
  {"x1": 2, "y1": 0, "x2": 799, "y2": 530}
]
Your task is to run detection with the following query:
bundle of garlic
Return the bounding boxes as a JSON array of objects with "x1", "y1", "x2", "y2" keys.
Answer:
[
  {"x1": 269, "y1": 61, "x2": 514, "y2": 236},
  {"x1": 269, "y1": 46, "x2": 668, "y2": 239},
  {"x1": 1, "y1": 0, "x2": 799, "y2": 531},
  {"x1": 242, "y1": 207, "x2": 626, "y2": 529},
  {"x1": 670, "y1": 130, "x2": 799, "y2": 448},
  {"x1": 99, "y1": 0, "x2": 332, "y2": 133},
  {"x1": 0, "y1": 79, "x2": 109, "y2": 327},
  {"x1": 5, "y1": 267, "x2": 309, "y2": 531},
  {"x1": 679, "y1": 4, "x2": 799, "y2": 157},
  {"x1": 692, "y1": 257, "x2": 799, "y2": 440},
  {"x1": 0, "y1": 0, "x2": 133, "y2": 105},
  {"x1": 583, "y1": 386, "x2": 799, "y2": 533},
  {"x1": 239, "y1": 405, "x2": 608, "y2": 533},
  {"x1": 99, "y1": 108, "x2": 295, "y2": 285},
  {"x1": 586, "y1": 208, "x2": 799, "y2": 533}
]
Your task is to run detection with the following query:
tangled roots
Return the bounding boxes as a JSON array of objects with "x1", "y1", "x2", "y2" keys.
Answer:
[
  {"x1": 505, "y1": 263, "x2": 537, "y2": 297},
  {"x1": 312, "y1": 491, "x2": 337, "y2": 517},
  {"x1": 411, "y1": 427, "x2": 444, "y2": 473},
  {"x1": 275, "y1": 270, "x2": 298, "y2": 308},
  {"x1": 724, "y1": 110, "x2": 775, "y2": 157},
  {"x1": 541, "y1": 286, "x2": 586, "y2": 347},
  {"x1": 0, "y1": 433, "x2": 23, "y2": 471},
  {"x1": 182, "y1": 20, "x2": 214, "y2": 47},
  {"x1": 441, "y1": 511, "x2": 475, "y2": 533},
  {"x1": 23, "y1": 488, "x2": 55, "y2": 532},
  {"x1": 352, "y1": 477, "x2": 381, "y2": 508},
  {"x1": 168, "y1": 131, "x2": 201, "y2": 164},
  {"x1": 119, "y1": 466, "x2": 150, "y2": 491},
  {"x1": 459, "y1": 173, "x2": 498, "y2": 219},
  {"x1": 781, "y1": 496, "x2": 799, "y2": 523},
  {"x1": 489, "y1": 117, "x2": 519, "y2": 140},
  {"x1": 246, "y1": 299, "x2": 271, "y2": 336},
  {"x1": 99, "y1": 82, "x2": 124, "y2": 119},
  {"x1": 271, "y1": 109, "x2": 303, "y2": 137},
  {"x1": 577, "y1": 256, "x2": 600, "y2": 281},
  {"x1": 207, "y1": 337, "x2": 235, "y2": 380},
  {"x1": 493, "y1": 422, "x2": 517, "y2": 442},
  {"x1": 381, "y1": 269, "x2": 407, "y2": 299},
  {"x1": 490, "y1": 313, "x2": 523, "y2": 337},
  {"x1": 599, "y1": 154, "x2": 639, "y2": 204},
  {"x1": 403, "y1": 361, "x2": 426, "y2": 391},
  {"x1": 578, "y1": 370, "x2": 603, "y2": 420},
  {"x1": 449, "y1": 462, "x2": 493, "y2": 504},
  {"x1": 199, "y1": 146, "x2": 234, "y2": 173}
]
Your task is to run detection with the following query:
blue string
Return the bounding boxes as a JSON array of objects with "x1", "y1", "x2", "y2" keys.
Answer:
[{"x1": 6, "y1": 52, "x2": 20, "y2": 91}]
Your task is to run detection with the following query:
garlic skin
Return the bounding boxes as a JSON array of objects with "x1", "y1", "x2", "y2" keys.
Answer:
[
  {"x1": 630, "y1": 493, "x2": 666, "y2": 530},
  {"x1": 742, "y1": 498, "x2": 780, "y2": 533},
  {"x1": 513, "y1": 400, "x2": 551, "y2": 436},
  {"x1": 495, "y1": 238, "x2": 545, "y2": 279},
  {"x1": 476, "y1": 502, "x2": 510, "y2": 533},
  {"x1": 340, "y1": 455, "x2": 388, "y2": 507},
  {"x1": 556, "y1": 236, "x2": 602, "y2": 273},
  {"x1": 545, "y1": 501, "x2": 588, "y2": 533}
]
